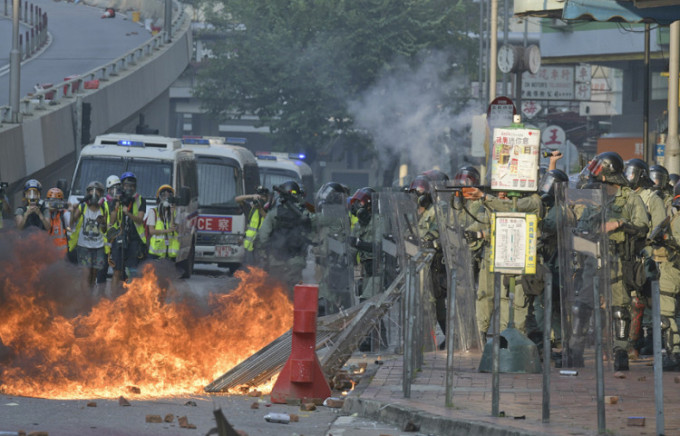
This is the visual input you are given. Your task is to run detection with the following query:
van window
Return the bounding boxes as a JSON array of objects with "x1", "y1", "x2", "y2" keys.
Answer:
[
  {"x1": 259, "y1": 168, "x2": 301, "y2": 191},
  {"x1": 197, "y1": 157, "x2": 242, "y2": 208},
  {"x1": 177, "y1": 156, "x2": 199, "y2": 201},
  {"x1": 127, "y1": 159, "x2": 173, "y2": 199},
  {"x1": 72, "y1": 157, "x2": 126, "y2": 195}
]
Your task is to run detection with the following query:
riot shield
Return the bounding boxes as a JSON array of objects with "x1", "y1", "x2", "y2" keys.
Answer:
[
  {"x1": 555, "y1": 184, "x2": 613, "y2": 369},
  {"x1": 433, "y1": 186, "x2": 483, "y2": 352},
  {"x1": 314, "y1": 203, "x2": 355, "y2": 316}
]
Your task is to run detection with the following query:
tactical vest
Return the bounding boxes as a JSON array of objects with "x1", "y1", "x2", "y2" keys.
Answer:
[{"x1": 148, "y1": 208, "x2": 179, "y2": 258}]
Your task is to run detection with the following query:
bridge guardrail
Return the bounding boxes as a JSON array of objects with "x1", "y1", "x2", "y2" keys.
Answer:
[{"x1": 0, "y1": 0, "x2": 189, "y2": 124}]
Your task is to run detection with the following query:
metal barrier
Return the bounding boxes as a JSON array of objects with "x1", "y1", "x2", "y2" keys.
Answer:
[
  {"x1": 0, "y1": 0, "x2": 189, "y2": 123},
  {"x1": 1, "y1": 0, "x2": 48, "y2": 62}
]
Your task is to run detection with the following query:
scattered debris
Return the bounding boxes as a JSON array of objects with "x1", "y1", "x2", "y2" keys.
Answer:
[
  {"x1": 184, "y1": 400, "x2": 197, "y2": 407},
  {"x1": 289, "y1": 414, "x2": 299, "y2": 422},
  {"x1": 285, "y1": 398, "x2": 300, "y2": 406},
  {"x1": 146, "y1": 415, "x2": 162, "y2": 423},
  {"x1": 250, "y1": 402, "x2": 259, "y2": 410},
  {"x1": 627, "y1": 416, "x2": 646, "y2": 427},
  {"x1": 323, "y1": 397, "x2": 344, "y2": 408},
  {"x1": 638, "y1": 376, "x2": 646, "y2": 382},
  {"x1": 514, "y1": 415, "x2": 526, "y2": 420},
  {"x1": 27, "y1": 432, "x2": 48, "y2": 436},
  {"x1": 164, "y1": 414, "x2": 174, "y2": 423},
  {"x1": 605, "y1": 396, "x2": 619, "y2": 405},
  {"x1": 118, "y1": 396, "x2": 131, "y2": 407},
  {"x1": 300, "y1": 402, "x2": 316, "y2": 411},
  {"x1": 264, "y1": 413, "x2": 290, "y2": 424},
  {"x1": 101, "y1": 7, "x2": 115, "y2": 18},
  {"x1": 675, "y1": 376, "x2": 680, "y2": 384},
  {"x1": 178, "y1": 416, "x2": 196, "y2": 429},
  {"x1": 86, "y1": 402, "x2": 97, "y2": 407},
  {"x1": 247, "y1": 390, "x2": 262, "y2": 397},
  {"x1": 126, "y1": 386, "x2": 141, "y2": 395},
  {"x1": 613, "y1": 371, "x2": 626, "y2": 379},
  {"x1": 403, "y1": 421, "x2": 420, "y2": 432},
  {"x1": 559, "y1": 370, "x2": 578, "y2": 376}
]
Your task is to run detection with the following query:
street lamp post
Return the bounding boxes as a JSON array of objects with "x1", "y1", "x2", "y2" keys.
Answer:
[{"x1": 9, "y1": 0, "x2": 21, "y2": 123}]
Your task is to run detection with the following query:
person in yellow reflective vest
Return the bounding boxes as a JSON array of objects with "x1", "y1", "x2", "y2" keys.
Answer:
[
  {"x1": 236, "y1": 186, "x2": 270, "y2": 265},
  {"x1": 148, "y1": 185, "x2": 179, "y2": 260},
  {"x1": 70, "y1": 181, "x2": 109, "y2": 293},
  {"x1": 109, "y1": 172, "x2": 147, "y2": 295}
]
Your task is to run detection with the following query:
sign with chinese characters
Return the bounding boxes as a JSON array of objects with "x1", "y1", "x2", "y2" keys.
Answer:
[
  {"x1": 197, "y1": 215, "x2": 233, "y2": 232},
  {"x1": 521, "y1": 100, "x2": 542, "y2": 119},
  {"x1": 490, "y1": 127, "x2": 540, "y2": 192},
  {"x1": 541, "y1": 125, "x2": 566, "y2": 149},
  {"x1": 489, "y1": 212, "x2": 538, "y2": 274},
  {"x1": 487, "y1": 96, "x2": 517, "y2": 132},
  {"x1": 522, "y1": 67, "x2": 574, "y2": 100}
]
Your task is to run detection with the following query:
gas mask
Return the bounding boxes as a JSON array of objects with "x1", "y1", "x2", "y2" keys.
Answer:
[
  {"x1": 123, "y1": 182, "x2": 136, "y2": 197},
  {"x1": 87, "y1": 190, "x2": 101, "y2": 205},
  {"x1": 25, "y1": 189, "x2": 40, "y2": 205},
  {"x1": 109, "y1": 185, "x2": 122, "y2": 199},
  {"x1": 417, "y1": 193, "x2": 432, "y2": 209},
  {"x1": 356, "y1": 206, "x2": 371, "y2": 225}
]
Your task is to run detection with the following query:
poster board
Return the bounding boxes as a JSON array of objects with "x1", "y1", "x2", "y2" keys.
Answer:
[
  {"x1": 489, "y1": 212, "x2": 538, "y2": 275},
  {"x1": 490, "y1": 127, "x2": 540, "y2": 192}
]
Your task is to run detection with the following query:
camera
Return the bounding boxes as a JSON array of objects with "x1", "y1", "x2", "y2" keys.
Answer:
[
  {"x1": 541, "y1": 150, "x2": 562, "y2": 158},
  {"x1": 119, "y1": 192, "x2": 134, "y2": 207}
]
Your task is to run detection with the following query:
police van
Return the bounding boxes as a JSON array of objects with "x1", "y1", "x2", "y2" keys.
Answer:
[
  {"x1": 181, "y1": 136, "x2": 260, "y2": 271},
  {"x1": 66, "y1": 133, "x2": 199, "y2": 276},
  {"x1": 255, "y1": 152, "x2": 314, "y2": 203}
]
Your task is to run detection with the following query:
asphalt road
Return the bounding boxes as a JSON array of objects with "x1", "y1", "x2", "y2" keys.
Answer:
[
  {"x1": 0, "y1": 263, "x2": 419, "y2": 436},
  {"x1": 0, "y1": 0, "x2": 151, "y2": 106}
]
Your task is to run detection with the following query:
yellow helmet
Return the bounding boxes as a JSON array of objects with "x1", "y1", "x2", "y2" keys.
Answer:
[{"x1": 156, "y1": 184, "x2": 174, "y2": 199}]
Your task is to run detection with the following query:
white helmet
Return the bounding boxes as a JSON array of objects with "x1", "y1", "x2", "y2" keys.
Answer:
[{"x1": 106, "y1": 175, "x2": 121, "y2": 189}]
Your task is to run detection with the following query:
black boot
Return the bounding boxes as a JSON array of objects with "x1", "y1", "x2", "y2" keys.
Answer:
[
  {"x1": 614, "y1": 349, "x2": 629, "y2": 371},
  {"x1": 565, "y1": 349, "x2": 584, "y2": 368}
]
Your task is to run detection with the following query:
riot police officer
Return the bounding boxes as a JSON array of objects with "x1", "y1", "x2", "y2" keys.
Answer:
[
  {"x1": 255, "y1": 180, "x2": 313, "y2": 293},
  {"x1": 571, "y1": 152, "x2": 649, "y2": 370},
  {"x1": 348, "y1": 187, "x2": 379, "y2": 300}
]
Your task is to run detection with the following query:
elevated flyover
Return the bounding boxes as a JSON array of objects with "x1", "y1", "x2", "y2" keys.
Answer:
[{"x1": 0, "y1": 0, "x2": 192, "y2": 198}]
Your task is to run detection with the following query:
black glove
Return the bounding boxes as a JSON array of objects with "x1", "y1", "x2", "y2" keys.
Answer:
[
  {"x1": 464, "y1": 230, "x2": 482, "y2": 244},
  {"x1": 347, "y1": 236, "x2": 358, "y2": 248}
]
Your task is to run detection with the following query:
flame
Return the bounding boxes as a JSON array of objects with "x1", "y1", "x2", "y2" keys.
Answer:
[{"x1": 0, "y1": 230, "x2": 293, "y2": 399}]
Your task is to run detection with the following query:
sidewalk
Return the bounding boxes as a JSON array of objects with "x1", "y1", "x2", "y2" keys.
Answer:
[{"x1": 343, "y1": 348, "x2": 680, "y2": 435}]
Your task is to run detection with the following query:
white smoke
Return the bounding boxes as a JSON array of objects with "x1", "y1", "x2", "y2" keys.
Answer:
[{"x1": 348, "y1": 51, "x2": 479, "y2": 179}]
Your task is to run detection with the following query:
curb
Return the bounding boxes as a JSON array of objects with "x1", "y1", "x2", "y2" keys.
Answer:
[{"x1": 343, "y1": 396, "x2": 547, "y2": 436}]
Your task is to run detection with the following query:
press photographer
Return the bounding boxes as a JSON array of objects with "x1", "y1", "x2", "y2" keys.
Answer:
[
  {"x1": 108, "y1": 172, "x2": 147, "y2": 295},
  {"x1": 15, "y1": 179, "x2": 50, "y2": 231}
]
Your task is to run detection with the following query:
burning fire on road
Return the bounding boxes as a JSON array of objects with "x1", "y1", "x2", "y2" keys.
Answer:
[{"x1": 0, "y1": 230, "x2": 293, "y2": 399}]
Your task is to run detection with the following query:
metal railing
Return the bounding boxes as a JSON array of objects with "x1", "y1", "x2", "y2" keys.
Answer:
[
  {"x1": 0, "y1": 1, "x2": 189, "y2": 123},
  {"x1": 1, "y1": 0, "x2": 49, "y2": 61}
]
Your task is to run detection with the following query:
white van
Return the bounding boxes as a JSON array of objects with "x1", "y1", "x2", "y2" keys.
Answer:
[
  {"x1": 66, "y1": 133, "x2": 199, "y2": 276},
  {"x1": 255, "y1": 152, "x2": 314, "y2": 203},
  {"x1": 181, "y1": 137, "x2": 260, "y2": 270}
]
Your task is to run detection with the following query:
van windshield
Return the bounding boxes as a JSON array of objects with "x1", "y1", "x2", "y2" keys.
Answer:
[
  {"x1": 72, "y1": 157, "x2": 172, "y2": 200},
  {"x1": 197, "y1": 159, "x2": 243, "y2": 208},
  {"x1": 259, "y1": 168, "x2": 301, "y2": 191}
]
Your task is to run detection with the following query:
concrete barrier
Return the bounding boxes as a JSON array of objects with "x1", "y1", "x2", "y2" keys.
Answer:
[{"x1": 0, "y1": 0, "x2": 191, "y2": 201}]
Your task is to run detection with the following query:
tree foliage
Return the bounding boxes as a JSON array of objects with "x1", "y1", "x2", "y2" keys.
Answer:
[{"x1": 194, "y1": 0, "x2": 477, "y2": 154}]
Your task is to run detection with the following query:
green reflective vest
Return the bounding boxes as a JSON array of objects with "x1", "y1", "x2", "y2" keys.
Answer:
[
  {"x1": 244, "y1": 208, "x2": 263, "y2": 252},
  {"x1": 148, "y1": 208, "x2": 179, "y2": 258},
  {"x1": 110, "y1": 195, "x2": 147, "y2": 244}
]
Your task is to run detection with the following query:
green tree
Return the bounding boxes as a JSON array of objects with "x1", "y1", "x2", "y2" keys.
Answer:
[{"x1": 194, "y1": 0, "x2": 477, "y2": 154}]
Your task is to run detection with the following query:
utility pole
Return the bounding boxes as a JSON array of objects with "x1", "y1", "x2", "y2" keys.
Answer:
[
  {"x1": 9, "y1": 0, "x2": 21, "y2": 123},
  {"x1": 666, "y1": 21, "x2": 680, "y2": 174},
  {"x1": 164, "y1": 0, "x2": 172, "y2": 43},
  {"x1": 489, "y1": 0, "x2": 498, "y2": 102}
]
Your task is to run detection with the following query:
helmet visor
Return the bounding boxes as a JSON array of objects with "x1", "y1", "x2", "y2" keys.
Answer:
[
  {"x1": 623, "y1": 166, "x2": 639, "y2": 184},
  {"x1": 26, "y1": 189, "x2": 40, "y2": 200}
]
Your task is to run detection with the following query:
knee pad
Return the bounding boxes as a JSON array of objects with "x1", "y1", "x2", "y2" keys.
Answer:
[{"x1": 612, "y1": 306, "x2": 631, "y2": 341}]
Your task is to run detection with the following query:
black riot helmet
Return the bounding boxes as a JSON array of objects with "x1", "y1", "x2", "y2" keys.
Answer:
[
  {"x1": 453, "y1": 165, "x2": 480, "y2": 187},
  {"x1": 649, "y1": 165, "x2": 670, "y2": 190},
  {"x1": 350, "y1": 187, "x2": 374, "y2": 224},
  {"x1": 421, "y1": 169, "x2": 449, "y2": 183},
  {"x1": 316, "y1": 182, "x2": 349, "y2": 210},
  {"x1": 583, "y1": 151, "x2": 628, "y2": 186},
  {"x1": 538, "y1": 169, "x2": 568, "y2": 201},
  {"x1": 669, "y1": 173, "x2": 680, "y2": 188},
  {"x1": 276, "y1": 180, "x2": 302, "y2": 203},
  {"x1": 409, "y1": 176, "x2": 432, "y2": 208},
  {"x1": 673, "y1": 180, "x2": 680, "y2": 208},
  {"x1": 624, "y1": 158, "x2": 653, "y2": 189}
]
